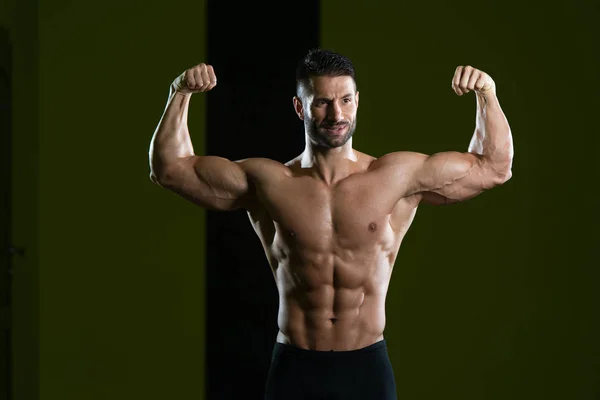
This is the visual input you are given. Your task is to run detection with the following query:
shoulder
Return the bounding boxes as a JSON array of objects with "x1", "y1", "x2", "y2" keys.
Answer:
[
  {"x1": 235, "y1": 157, "x2": 292, "y2": 180},
  {"x1": 368, "y1": 151, "x2": 429, "y2": 172}
]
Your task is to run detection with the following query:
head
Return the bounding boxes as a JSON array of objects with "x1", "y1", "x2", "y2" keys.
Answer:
[{"x1": 294, "y1": 48, "x2": 359, "y2": 149}]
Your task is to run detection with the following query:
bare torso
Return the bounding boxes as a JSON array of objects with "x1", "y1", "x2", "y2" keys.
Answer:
[
  {"x1": 242, "y1": 151, "x2": 421, "y2": 351},
  {"x1": 151, "y1": 62, "x2": 512, "y2": 353}
]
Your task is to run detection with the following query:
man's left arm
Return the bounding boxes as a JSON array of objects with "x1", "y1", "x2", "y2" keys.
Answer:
[{"x1": 409, "y1": 65, "x2": 514, "y2": 205}]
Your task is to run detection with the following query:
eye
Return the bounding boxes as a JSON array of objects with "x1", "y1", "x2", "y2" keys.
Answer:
[{"x1": 343, "y1": 98, "x2": 352, "y2": 103}]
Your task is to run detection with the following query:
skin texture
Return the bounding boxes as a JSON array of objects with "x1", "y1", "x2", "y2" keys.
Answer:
[{"x1": 149, "y1": 63, "x2": 513, "y2": 351}]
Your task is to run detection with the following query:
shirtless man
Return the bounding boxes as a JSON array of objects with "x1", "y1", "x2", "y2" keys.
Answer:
[{"x1": 148, "y1": 49, "x2": 513, "y2": 400}]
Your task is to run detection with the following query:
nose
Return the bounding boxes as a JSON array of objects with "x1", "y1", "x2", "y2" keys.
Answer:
[{"x1": 327, "y1": 102, "x2": 343, "y2": 123}]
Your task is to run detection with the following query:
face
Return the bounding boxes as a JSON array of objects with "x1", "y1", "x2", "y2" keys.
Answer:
[{"x1": 294, "y1": 75, "x2": 359, "y2": 149}]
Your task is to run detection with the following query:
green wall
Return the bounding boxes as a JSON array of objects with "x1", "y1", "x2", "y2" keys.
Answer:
[
  {"x1": 36, "y1": 0, "x2": 207, "y2": 399},
  {"x1": 321, "y1": 2, "x2": 598, "y2": 399}
]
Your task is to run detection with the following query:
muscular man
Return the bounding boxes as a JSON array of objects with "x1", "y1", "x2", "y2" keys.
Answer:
[{"x1": 148, "y1": 49, "x2": 513, "y2": 400}]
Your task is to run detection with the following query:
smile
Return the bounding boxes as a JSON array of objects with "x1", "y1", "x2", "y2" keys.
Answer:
[{"x1": 323, "y1": 125, "x2": 347, "y2": 134}]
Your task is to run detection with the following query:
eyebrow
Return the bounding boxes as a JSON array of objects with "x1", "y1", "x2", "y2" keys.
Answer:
[{"x1": 314, "y1": 93, "x2": 354, "y2": 102}]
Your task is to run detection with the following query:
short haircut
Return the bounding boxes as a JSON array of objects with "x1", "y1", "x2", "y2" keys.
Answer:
[{"x1": 296, "y1": 48, "x2": 357, "y2": 97}]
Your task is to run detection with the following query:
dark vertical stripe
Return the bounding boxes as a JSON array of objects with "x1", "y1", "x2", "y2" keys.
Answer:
[
  {"x1": 206, "y1": 1, "x2": 320, "y2": 399},
  {"x1": 0, "y1": 26, "x2": 12, "y2": 400}
]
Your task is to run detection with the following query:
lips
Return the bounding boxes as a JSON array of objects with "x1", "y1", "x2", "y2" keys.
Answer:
[{"x1": 323, "y1": 124, "x2": 347, "y2": 134}]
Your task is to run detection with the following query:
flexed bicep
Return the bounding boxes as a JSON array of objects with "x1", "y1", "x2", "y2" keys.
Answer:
[
  {"x1": 156, "y1": 155, "x2": 254, "y2": 211},
  {"x1": 414, "y1": 151, "x2": 503, "y2": 204}
]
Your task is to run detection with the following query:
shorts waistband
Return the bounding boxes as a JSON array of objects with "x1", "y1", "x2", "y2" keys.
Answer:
[{"x1": 273, "y1": 339, "x2": 387, "y2": 358}]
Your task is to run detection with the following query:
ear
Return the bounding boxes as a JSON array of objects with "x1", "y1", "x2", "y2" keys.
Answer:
[
  {"x1": 293, "y1": 96, "x2": 305, "y2": 121},
  {"x1": 355, "y1": 91, "x2": 359, "y2": 108}
]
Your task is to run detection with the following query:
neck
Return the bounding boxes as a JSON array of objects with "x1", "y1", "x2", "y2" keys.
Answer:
[{"x1": 301, "y1": 135, "x2": 358, "y2": 185}]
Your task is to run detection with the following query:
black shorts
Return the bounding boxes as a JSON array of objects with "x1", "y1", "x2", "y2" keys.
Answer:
[{"x1": 264, "y1": 339, "x2": 397, "y2": 400}]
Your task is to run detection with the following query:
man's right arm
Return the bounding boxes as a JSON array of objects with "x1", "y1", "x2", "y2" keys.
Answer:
[{"x1": 149, "y1": 63, "x2": 253, "y2": 211}]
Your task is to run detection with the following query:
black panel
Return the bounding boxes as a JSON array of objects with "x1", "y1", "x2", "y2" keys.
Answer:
[{"x1": 206, "y1": 2, "x2": 319, "y2": 399}]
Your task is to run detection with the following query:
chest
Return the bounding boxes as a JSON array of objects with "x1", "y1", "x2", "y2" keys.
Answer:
[{"x1": 254, "y1": 175, "x2": 401, "y2": 250}]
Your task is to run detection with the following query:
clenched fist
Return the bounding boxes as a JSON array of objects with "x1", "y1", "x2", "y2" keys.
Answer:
[
  {"x1": 452, "y1": 65, "x2": 495, "y2": 96},
  {"x1": 172, "y1": 63, "x2": 217, "y2": 94}
]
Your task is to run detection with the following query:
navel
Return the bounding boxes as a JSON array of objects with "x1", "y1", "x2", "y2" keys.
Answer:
[{"x1": 368, "y1": 222, "x2": 377, "y2": 232}]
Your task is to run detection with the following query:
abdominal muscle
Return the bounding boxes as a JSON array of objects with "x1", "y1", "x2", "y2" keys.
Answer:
[{"x1": 273, "y1": 256, "x2": 391, "y2": 351}]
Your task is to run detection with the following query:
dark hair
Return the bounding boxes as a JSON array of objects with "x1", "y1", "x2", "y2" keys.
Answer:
[{"x1": 296, "y1": 48, "x2": 356, "y2": 96}]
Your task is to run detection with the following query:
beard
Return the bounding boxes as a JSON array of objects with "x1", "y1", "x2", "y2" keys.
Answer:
[{"x1": 305, "y1": 118, "x2": 357, "y2": 149}]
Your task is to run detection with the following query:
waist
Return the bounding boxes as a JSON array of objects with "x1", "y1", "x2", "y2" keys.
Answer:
[{"x1": 276, "y1": 298, "x2": 386, "y2": 349}]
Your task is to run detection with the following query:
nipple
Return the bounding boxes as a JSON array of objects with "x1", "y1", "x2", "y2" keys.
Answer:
[{"x1": 368, "y1": 222, "x2": 377, "y2": 232}]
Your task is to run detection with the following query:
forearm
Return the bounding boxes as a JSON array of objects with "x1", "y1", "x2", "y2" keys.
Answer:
[
  {"x1": 149, "y1": 85, "x2": 195, "y2": 180},
  {"x1": 468, "y1": 91, "x2": 514, "y2": 176}
]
